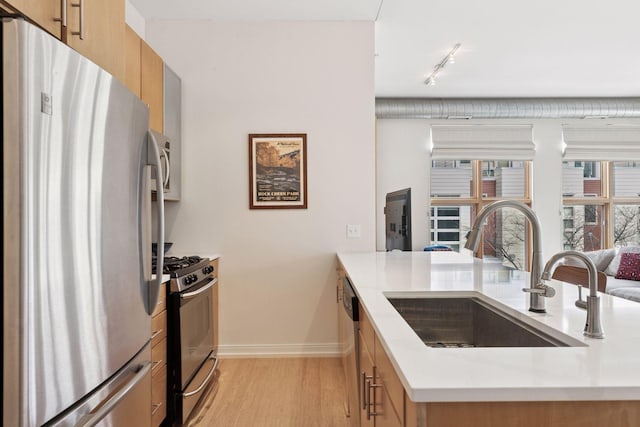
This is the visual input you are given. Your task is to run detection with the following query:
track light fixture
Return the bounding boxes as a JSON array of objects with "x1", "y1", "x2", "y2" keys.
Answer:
[{"x1": 424, "y1": 43, "x2": 461, "y2": 86}]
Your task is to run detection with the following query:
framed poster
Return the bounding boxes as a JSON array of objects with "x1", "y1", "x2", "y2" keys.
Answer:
[{"x1": 249, "y1": 133, "x2": 307, "y2": 209}]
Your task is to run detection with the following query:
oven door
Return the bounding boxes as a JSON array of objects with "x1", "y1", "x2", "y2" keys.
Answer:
[{"x1": 178, "y1": 277, "x2": 216, "y2": 390}]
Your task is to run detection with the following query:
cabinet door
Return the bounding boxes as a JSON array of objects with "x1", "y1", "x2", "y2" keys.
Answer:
[
  {"x1": 4, "y1": 0, "x2": 62, "y2": 38},
  {"x1": 377, "y1": 386, "x2": 403, "y2": 427},
  {"x1": 211, "y1": 259, "x2": 219, "y2": 354},
  {"x1": 141, "y1": 40, "x2": 164, "y2": 132},
  {"x1": 375, "y1": 335, "x2": 404, "y2": 426},
  {"x1": 124, "y1": 25, "x2": 141, "y2": 97},
  {"x1": 64, "y1": 0, "x2": 125, "y2": 82}
]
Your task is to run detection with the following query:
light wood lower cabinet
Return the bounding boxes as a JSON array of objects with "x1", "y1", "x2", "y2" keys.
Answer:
[
  {"x1": 151, "y1": 365, "x2": 167, "y2": 427},
  {"x1": 374, "y1": 335, "x2": 403, "y2": 427},
  {"x1": 359, "y1": 331, "x2": 375, "y2": 427},
  {"x1": 413, "y1": 401, "x2": 640, "y2": 427},
  {"x1": 358, "y1": 308, "x2": 640, "y2": 427},
  {"x1": 211, "y1": 258, "x2": 219, "y2": 354},
  {"x1": 151, "y1": 281, "x2": 168, "y2": 427},
  {"x1": 358, "y1": 306, "x2": 402, "y2": 427}
]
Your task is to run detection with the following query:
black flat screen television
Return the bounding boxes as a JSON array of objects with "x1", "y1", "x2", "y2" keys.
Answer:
[{"x1": 384, "y1": 188, "x2": 412, "y2": 251}]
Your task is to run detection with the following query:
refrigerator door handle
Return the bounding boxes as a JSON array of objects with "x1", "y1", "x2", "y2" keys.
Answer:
[
  {"x1": 146, "y1": 131, "x2": 165, "y2": 314},
  {"x1": 75, "y1": 362, "x2": 151, "y2": 427}
]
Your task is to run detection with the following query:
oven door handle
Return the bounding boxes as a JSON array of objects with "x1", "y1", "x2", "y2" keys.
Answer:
[
  {"x1": 183, "y1": 356, "x2": 219, "y2": 397},
  {"x1": 180, "y1": 277, "x2": 217, "y2": 300}
]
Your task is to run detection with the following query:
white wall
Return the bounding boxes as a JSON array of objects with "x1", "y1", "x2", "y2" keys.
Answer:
[
  {"x1": 377, "y1": 119, "x2": 637, "y2": 261},
  {"x1": 124, "y1": 0, "x2": 145, "y2": 38},
  {"x1": 145, "y1": 21, "x2": 375, "y2": 356},
  {"x1": 376, "y1": 120, "x2": 430, "y2": 251}
]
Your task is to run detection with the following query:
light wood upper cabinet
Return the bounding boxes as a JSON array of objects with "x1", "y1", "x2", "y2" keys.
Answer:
[
  {"x1": 3, "y1": 0, "x2": 124, "y2": 81},
  {"x1": 141, "y1": 40, "x2": 164, "y2": 133},
  {"x1": 124, "y1": 25, "x2": 142, "y2": 97},
  {"x1": 64, "y1": 0, "x2": 125, "y2": 83},
  {"x1": 3, "y1": 0, "x2": 62, "y2": 38}
]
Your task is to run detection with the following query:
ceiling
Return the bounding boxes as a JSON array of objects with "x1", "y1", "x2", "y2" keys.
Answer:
[{"x1": 129, "y1": 0, "x2": 640, "y2": 98}]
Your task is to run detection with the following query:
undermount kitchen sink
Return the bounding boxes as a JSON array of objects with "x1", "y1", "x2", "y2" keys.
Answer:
[{"x1": 387, "y1": 296, "x2": 583, "y2": 348}]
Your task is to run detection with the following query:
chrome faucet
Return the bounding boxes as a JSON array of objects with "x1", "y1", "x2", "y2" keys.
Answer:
[
  {"x1": 540, "y1": 250, "x2": 604, "y2": 339},
  {"x1": 464, "y1": 200, "x2": 553, "y2": 313}
]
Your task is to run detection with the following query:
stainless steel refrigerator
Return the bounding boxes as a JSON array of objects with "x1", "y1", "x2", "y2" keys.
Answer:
[{"x1": 3, "y1": 17, "x2": 165, "y2": 426}]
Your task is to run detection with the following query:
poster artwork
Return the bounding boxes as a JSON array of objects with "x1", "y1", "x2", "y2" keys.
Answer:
[{"x1": 249, "y1": 134, "x2": 307, "y2": 209}]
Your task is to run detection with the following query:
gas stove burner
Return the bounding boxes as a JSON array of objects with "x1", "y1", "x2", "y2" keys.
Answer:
[{"x1": 153, "y1": 255, "x2": 205, "y2": 275}]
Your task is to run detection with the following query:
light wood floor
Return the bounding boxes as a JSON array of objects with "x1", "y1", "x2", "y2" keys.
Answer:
[{"x1": 185, "y1": 357, "x2": 352, "y2": 427}]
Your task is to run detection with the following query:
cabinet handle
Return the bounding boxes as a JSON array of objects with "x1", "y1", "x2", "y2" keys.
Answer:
[
  {"x1": 364, "y1": 370, "x2": 382, "y2": 420},
  {"x1": 361, "y1": 371, "x2": 369, "y2": 410},
  {"x1": 152, "y1": 359, "x2": 163, "y2": 371},
  {"x1": 151, "y1": 402, "x2": 163, "y2": 416},
  {"x1": 53, "y1": 0, "x2": 67, "y2": 26},
  {"x1": 71, "y1": 0, "x2": 84, "y2": 40},
  {"x1": 151, "y1": 329, "x2": 163, "y2": 340}
]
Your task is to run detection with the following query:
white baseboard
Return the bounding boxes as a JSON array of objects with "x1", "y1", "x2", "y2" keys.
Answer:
[{"x1": 217, "y1": 342, "x2": 341, "y2": 358}]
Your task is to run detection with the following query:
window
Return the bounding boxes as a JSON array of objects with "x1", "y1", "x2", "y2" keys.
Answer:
[
  {"x1": 562, "y1": 161, "x2": 640, "y2": 250},
  {"x1": 561, "y1": 125, "x2": 640, "y2": 249},
  {"x1": 430, "y1": 125, "x2": 534, "y2": 268},
  {"x1": 584, "y1": 205, "x2": 597, "y2": 224},
  {"x1": 429, "y1": 206, "x2": 469, "y2": 252},
  {"x1": 430, "y1": 159, "x2": 532, "y2": 270}
]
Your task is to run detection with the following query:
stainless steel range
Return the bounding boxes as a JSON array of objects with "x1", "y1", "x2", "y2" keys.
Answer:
[{"x1": 154, "y1": 256, "x2": 219, "y2": 425}]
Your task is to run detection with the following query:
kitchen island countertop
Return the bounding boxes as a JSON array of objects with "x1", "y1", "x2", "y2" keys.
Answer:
[{"x1": 337, "y1": 250, "x2": 640, "y2": 403}]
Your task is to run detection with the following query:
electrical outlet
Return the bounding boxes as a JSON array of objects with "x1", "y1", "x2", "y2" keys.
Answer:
[{"x1": 346, "y1": 224, "x2": 361, "y2": 239}]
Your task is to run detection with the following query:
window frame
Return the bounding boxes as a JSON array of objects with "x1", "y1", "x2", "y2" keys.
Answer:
[{"x1": 562, "y1": 161, "x2": 640, "y2": 248}]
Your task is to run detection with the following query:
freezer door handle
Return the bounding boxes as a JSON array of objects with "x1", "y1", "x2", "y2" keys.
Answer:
[{"x1": 75, "y1": 362, "x2": 151, "y2": 427}]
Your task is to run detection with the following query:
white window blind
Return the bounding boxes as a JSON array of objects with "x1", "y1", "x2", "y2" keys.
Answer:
[
  {"x1": 562, "y1": 126, "x2": 640, "y2": 161},
  {"x1": 431, "y1": 125, "x2": 535, "y2": 160}
]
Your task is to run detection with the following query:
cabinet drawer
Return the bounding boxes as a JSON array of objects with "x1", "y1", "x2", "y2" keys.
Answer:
[
  {"x1": 151, "y1": 310, "x2": 167, "y2": 347},
  {"x1": 375, "y1": 335, "x2": 404, "y2": 425},
  {"x1": 151, "y1": 282, "x2": 166, "y2": 317},
  {"x1": 151, "y1": 364, "x2": 167, "y2": 427},
  {"x1": 359, "y1": 306, "x2": 375, "y2": 358},
  {"x1": 151, "y1": 337, "x2": 167, "y2": 376}
]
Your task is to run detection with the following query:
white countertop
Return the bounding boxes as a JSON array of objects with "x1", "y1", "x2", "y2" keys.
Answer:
[{"x1": 337, "y1": 251, "x2": 640, "y2": 402}]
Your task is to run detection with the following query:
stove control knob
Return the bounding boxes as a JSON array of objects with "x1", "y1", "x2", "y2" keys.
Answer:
[{"x1": 202, "y1": 266, "x2": 213, "y2": 275}]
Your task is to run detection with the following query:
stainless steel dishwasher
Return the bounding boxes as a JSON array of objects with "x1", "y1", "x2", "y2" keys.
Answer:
[{"x1": 341, "y1": 276, "x2": 360, "y2": 427}]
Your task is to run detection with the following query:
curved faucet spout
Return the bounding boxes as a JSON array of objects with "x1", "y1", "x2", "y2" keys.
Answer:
[
  {"x1": 540, "y1": 250, "x2": 604, "y2": 339},
  {"x1": 464, "y1": 200, "x2": 546, "y2": 312}
]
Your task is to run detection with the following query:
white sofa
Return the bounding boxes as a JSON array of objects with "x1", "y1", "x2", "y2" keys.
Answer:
[{"x1": 564, "y1": 247, "x2": 640, "y2": 303}]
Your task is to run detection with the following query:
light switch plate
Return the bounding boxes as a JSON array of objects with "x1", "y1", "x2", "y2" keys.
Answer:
[{"x1": 346, "y1": 224, "x2": 361, "y2": 239}]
